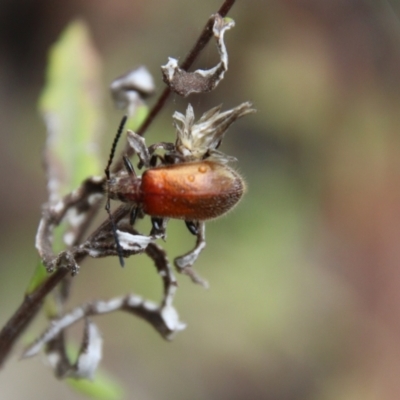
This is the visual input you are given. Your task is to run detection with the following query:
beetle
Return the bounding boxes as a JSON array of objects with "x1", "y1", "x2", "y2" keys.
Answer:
[
  {"x1": 107, "y1": 159, "x2": 245, "y2": 222},
  {"x1": 104, "y1": 103, "x2": 254, "y2": 270}
]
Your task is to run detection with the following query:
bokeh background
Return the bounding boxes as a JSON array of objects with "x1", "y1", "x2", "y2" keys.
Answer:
[{"x1": 1, "y1": 0, "x2": 400, "y2": 399}]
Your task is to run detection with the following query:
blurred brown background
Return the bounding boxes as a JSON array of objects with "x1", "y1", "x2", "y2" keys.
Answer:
[{"x1": 1, "y1": 0, "x2": 400, "y2": 399}]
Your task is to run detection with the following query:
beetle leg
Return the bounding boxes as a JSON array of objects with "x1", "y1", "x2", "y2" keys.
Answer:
[
  {"x1": 129, "y1": 207, "x2": 138, "y2": 226},
  {"x1": 174, "y1": 222, "x2": 208, "y2": 287},
  {"x1": 137, "y1": 142, "x2": 182, "y2": 169},
  {"x1": 123, "y1": 156, "x2": 136, "y2": 176},
  {"x1": 137, "y1": 142, "x2": 175, "y2": 169},
  {"x1": 185, "y1": 220, "x2": 199, "y2": 236},
  {"x1": 150, "y1": 217, "x2": 168, "y2": 239},
  {"x1": 164, "y1": 152, "x2": 186, "y2": 165},
  {"x1": 149, "y1": 153, "x2": 164, "y2": 167},
  {"x1": 151, "y1": 217, "x2": 163, "y2": 231},
  {"x1": 147, "y1": 142, "x2": 175, "y2": 155}
]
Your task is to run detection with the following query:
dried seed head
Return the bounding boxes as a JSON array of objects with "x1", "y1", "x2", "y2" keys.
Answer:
[{"x1": 173, "y1": 102, "x2": 256, "y2": 163}]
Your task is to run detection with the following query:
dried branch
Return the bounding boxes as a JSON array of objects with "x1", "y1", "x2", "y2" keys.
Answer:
[
  {"x1": 23, "y1": 233, "x2": 183, "y2": 378},
  {"x1": 175, "y1": 222, "x2": 208, "y2": 287},
  {"x1": 0, "y1": 0, "x2": 237, "y2": 369}
]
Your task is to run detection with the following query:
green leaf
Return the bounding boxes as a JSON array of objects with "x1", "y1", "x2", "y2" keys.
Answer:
[
  {"x1": 66, "y1": 371, "x2": 125, "y2": 400},
  {"x1": 27, "y1": 20, "x2": 103, "y2": 293},
  {"x1": 65, "y1": 341, "x2": 124, "y2": 399},
  {"x1": 39, "y1": 19, "x2": 103, "y2": 199},
  {"x1": 25, "y1": 261, "x2": 48, "y2": 295}
]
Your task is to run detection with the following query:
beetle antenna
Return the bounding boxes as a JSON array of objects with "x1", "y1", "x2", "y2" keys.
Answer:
[
  {"x1": 105, "y1": 115, "x2": 128, "y2": 267},
  {"x1": 105, "y1": 115, "x2": 128, "y2": 179}
]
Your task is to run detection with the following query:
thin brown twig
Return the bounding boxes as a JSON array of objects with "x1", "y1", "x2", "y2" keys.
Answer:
[{"x1": 0, "y1": 0, "x2": 236, "y2": 369}]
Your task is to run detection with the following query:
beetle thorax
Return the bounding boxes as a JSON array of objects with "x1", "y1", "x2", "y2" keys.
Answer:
[{"x1": 107, "y1": 172, "x2": 142, "y2": 204}]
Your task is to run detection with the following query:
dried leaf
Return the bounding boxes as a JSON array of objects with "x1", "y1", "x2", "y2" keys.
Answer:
[
  {"x1": 72, "y1": 320, "x2": 103, "y2": 380},
  {"x1": 173, "y1": 102, "x2": 256, "y2": 163},
  {"x1": 161, "y1": 15, "x2": 235, "y2": 96},
  {"x1": 66, "y1": 370, "x2": 124, "y2": 400},
  {"x1": 110, "y1": 66, "x2": 155, "y2": 117},
  {"x1": 39, "y1": 19, "x2": 103, "y2": 202},
  {"x1": 66, "y1": 337, "x2": 124, "y2": 400},
  {"x1": 28, "y1": 20, "x2": 104, "y2": 292},
  {"x1": 26, "y1": 261, "x2": 48, "y2": 294}
]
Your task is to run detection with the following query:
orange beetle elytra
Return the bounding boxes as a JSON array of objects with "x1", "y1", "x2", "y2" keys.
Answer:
[{"x1": 108, "y1": 160, "x2": 245, "y2": 221}]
